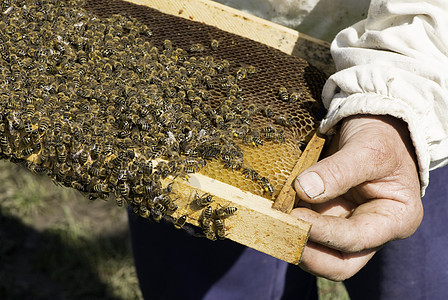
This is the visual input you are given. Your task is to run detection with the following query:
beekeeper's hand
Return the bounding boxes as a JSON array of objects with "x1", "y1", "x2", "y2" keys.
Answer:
[{"x1": 291, "y1": 115, "x2": 423, "y2": 281}]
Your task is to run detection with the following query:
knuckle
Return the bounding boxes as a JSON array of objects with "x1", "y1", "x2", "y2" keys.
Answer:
[{"x1": 321, "y1": 159, "x2": 352, "y2": 195}]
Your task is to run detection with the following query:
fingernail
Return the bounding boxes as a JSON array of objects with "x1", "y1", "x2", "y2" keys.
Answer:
[{"x1": 297, "y1": 172, "x2": 325, "y2": 199}]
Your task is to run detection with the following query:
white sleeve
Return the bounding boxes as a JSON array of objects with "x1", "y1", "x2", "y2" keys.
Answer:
[{"x1": 320, "y1": 0, "x2": 448, "y2": 195}]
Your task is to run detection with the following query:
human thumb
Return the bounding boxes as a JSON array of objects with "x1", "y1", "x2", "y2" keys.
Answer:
[{"x1": 293, "y1": 140, "x2": 393, "y2": 203}]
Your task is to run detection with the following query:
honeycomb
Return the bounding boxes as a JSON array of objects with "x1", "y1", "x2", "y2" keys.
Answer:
[{"x1": 0, "y1": 0, "x2": 326, "y2": 238}]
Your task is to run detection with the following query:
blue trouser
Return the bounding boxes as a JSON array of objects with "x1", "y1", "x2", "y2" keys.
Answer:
[{"x1": 128, "y1": 166, "x2": 448, "y2": 300}]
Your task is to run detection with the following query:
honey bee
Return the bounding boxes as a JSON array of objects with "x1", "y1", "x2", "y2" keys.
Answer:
[
  {"x1": 242, "y1": 167, "x2": 259, "y2": 181},
  {"x1": 289, "y1": 92, "x2": 301, "y2": 103},
  {"x1": 200, "y1": 206, "x2": 216, "y2": 240},
  {"x1": 77, "y1": 50, "x2": 88, "y2": 64},
  {"x1": 157, "y1": 195, "x2": 178, "y2": 212},
  {"x1": 24, "y1": 104, "x2": 36, "y2": 117},
  {"x1": 251, "y1": 136, "x2": 263, "y2": 147},
  {"x1": 116, "y1": 197, "x2": 125, "y2": 207},
  {"x1": 161, "y1": 181, "x2": 175, "y2": 195},
  {"x1": 47, "y1": 143, "x2": 57, "y2": 158},
  {"x1": 234, "y1": 124, "x2": 249, "y2": 137},
  {"x1": 202, "y1": 223, "x2": 217, "y2": 241},
  {"x1": 70, "y1": 180, "x2": 85, "y2": 192},
  {"x1": 184, "y1": 163, "x2": 199, "y2": 174},
  {"x1": 20, "y1": 147, "x2": 35, "y2": 157},
  {"x1": 188, "y1": 43, "x2": 205, "y2": 53},
  {"x1": 158, "y1": 53, "x2": 169, "y2": 66},
  {"x1": 117, "y1": 181, "x2": 130, "y2": 198},
  {"x1": 278, "y1": 87, "x2": 289, "y2": 102},
  {"x1": 23, "y1": 119, "x2": 33, "y2": 134},
  {"x1": 132, "y1": 196, "x2": 144, "y2": 206},
  {"x1": 26, "y1": 161, "x2": 48, "y2": 174},
  {"x1": 214, "y1": 218, "x2": 227, "y2": 239},
  {"x1": 56, "y1": 162, "x2": 71, "y2": 179},
  {"x1": 53, "y1": 119, "x2": 63, "y2": 135},
  {"x1": 215, "y1": 59, "x2": 230, "y2": 72},
  {"x1": 2, "y1": 145, "x2": 12, "y2": 155},
  {"x1": 56, "y1": 144, "x2": 67, "y2": 162},
  {"x1": 139, "y1": 206, "x2": 151, "y2": 218},
  {"x1": 141, "y1": 160, "x2": 153, "y2": 175},
  {"x1": 174, "y1": 214, "x2": 188, "y2": 229},
  {"x1": 261, "y1": 126, "x2": 276, "y2": 134},
  {"x1": 151, "y1": 202, "x2": 167, "y2": 222},
  {"x1": 78, "y1": 148, "x2": 89, "y2": 165},
  {"x1": 273, "y1": 131, "x2": 285, "y2": 143},
  {"x1": 118, "y1": 129, "x2": 130, "y2": 138},
  {"x1": 7, "y1": 113, "x2": 24, "y2": 130},
  {"x1": 201, "y1": 205, "x2": 213, "y2": 220},
  {"x1": 261, "y1": 106, "x2": 274, "y2": 118},
  {"x1": 90, "y1": 161, "x2": 108, "y2": 177},
  {"x1": 210, "y1": 39, "x2": 219, "y2": 50},
  {"x1": 163, "y1": 39, "x2": 173, "y2": 51},
  {"x1": 213, "y1": 205, "x2": 238, "y2": 219},
  {"x1": 141, "y1": 24, "x2": 153, "y2": 37},
  {"x1": 199, "y1": 75, "x2": 212, "y2": 89},
  {"x1": 22, "y1": 135, "x2": 33, "y2": 146},
  {"x1": 274, "y1": 116, "x2": 294, "y2": 127},
  {"x1": 259, "y1": 176, "x2": 274, "y2": 196},
  {"x1": 12, "y1": 135, "x2": 21, "y2": 149},
  {"x1": 194, "y1": 192, "x2": 214, "y2": 208},
  {"x1": 236, "y1": 67, "x2": 247, "y2": 81},
  {"x1": 92, "y1": 183, "x2": 111, "y2": 194},
  {"x1": 220, "y1": 75, "x2": 236, "y2": 90},
  {"x1": 103, "y1": 139, "x2": 113, "y2": 156},
  {"x1": 224, "y1": 112, "x2": 234, "y2": 122},
  {"x1": 103, "y1": 41, "x2": 115, "y2": 57},
  {"x1": 247, "y1": 65, "x2": 256, "y2": 74}
]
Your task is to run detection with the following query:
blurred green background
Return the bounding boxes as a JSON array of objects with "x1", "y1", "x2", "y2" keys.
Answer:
[{"x1": 0, "y1": 159, "x2": 349, "y2": 299}]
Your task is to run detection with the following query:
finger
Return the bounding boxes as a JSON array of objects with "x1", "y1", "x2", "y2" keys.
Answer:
[
  {"x1": 299, "y1": 240, "x2": 378, "y2": 281},
  {"x1": 309, "y1": 196, "x2": 356, "y2": 217},
  {"x1": 291, "y1": 199, "x2": 421, "y2": 252},
  {"x1": 293, "y1": 139, "x2": 395, "y2": 203}
]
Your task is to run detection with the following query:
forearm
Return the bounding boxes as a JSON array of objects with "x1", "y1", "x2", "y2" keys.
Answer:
[{"x1": 321, "y1": 0, "x2": 448, "y2": 194}]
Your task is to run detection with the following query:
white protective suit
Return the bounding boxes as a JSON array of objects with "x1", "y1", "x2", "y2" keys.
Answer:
[{"x1": 215, "y1": 0, "x2": 448, "y2": 195}]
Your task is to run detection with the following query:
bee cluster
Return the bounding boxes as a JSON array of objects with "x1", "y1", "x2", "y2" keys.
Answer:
[
  {"x1": 191, "y1": 192, "x2": 238, "y2": 241},
  {"x1": 0, "y1": 0, "x2": 321, "y2": 238}
]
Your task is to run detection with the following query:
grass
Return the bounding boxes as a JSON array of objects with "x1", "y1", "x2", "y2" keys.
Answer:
[
  {"x1": 0, "y1": 159, "x2": 349, "y2": 299},
  {"x1": 0, "y1": 160, "x2": 142, "y2": 300},
  {"x1": 318, "y1": 278, "x2": 350, "y2": 300}
]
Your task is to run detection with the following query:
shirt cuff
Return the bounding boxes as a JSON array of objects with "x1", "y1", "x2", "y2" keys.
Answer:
[{"x1": 318, "y1": 91, "x2": 429, "y2": 195}]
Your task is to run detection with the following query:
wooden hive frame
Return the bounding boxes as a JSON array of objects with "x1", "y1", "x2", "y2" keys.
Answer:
[
  {"x1": 0, "y1": 0, "x2": 329, "y2": 265},
  {"x1": 117, "y1": 0, "x2": 331, "y2": 265}
]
